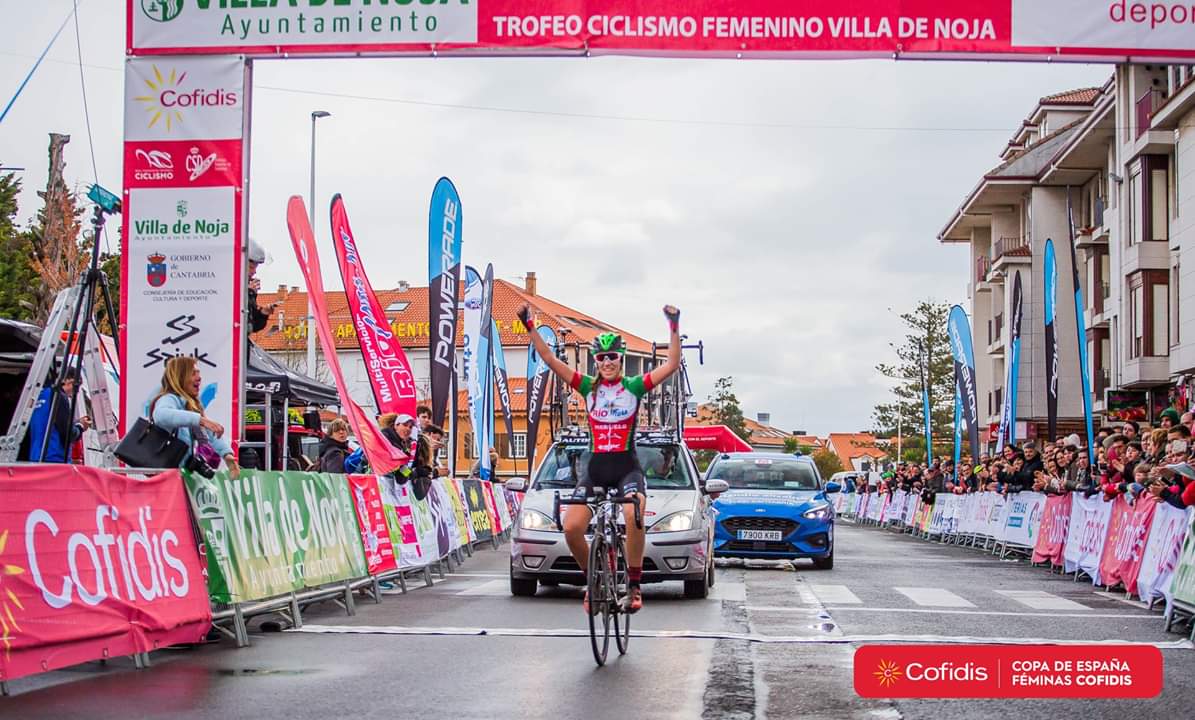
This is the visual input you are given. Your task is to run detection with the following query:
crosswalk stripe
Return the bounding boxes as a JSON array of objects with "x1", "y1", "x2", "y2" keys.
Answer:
[
  {"x1": 795, "y1": 582, "x2": 820, "y2": 605},
  {"x1": 894, "y1": 586, "x2": 976, "y2": 608},
  {"x1": 996, "y1": 590, "x2": 1091, "y2": 610},
  {"x1": 810, "y1": 584, "x2": 862, "y2": 605}
]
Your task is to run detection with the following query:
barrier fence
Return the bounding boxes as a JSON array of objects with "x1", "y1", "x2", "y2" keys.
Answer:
[
  {"x1": 833, "y1": 489, "x2": 1195, "y2": 640},
  {"x1": 0, "y1": 465, "x2": 521, "y2": 691}
]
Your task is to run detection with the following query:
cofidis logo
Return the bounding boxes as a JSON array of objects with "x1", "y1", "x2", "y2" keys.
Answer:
[
  {"x1": 855, "y1": 644, "x2": 1162, "y2": 699},
  {"x1": 133, "y1": 65, "x2": 239, "y2": 133}
]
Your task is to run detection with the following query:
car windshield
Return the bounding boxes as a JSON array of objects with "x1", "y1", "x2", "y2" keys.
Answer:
[
  {"x1": 534, "y1": 444, "x2": 693, "y2": 490},
  {"x1": 708, "y1": 457, "x2": 819, "y2": 490}
]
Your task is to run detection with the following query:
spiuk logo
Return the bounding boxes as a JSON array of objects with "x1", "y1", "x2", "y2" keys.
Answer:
[
  {"x1": 873, "y1": 659, "x2": 904, "y2": 688},
  {"x1": 0, "y1": 530, "x2": 27, "y2": 659}
]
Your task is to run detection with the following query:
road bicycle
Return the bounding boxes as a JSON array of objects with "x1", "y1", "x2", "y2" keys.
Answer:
[{"x1": 556, "y1": 487, "x2": 643, "y2": 666}]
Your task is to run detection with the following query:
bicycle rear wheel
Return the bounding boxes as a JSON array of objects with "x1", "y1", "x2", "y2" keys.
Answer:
[
  {"x1": 587, "y1": 535, "x2": 611, "y2": 666},
  {"x1": 613, "y1": 536, "x2": 631, "y2": 655}
]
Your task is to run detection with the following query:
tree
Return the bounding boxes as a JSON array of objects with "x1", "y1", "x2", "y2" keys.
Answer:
[
  {"x1": 872, "y1": 301, "x2": 957, "y2": 463},
  {"x1": 783, "y1": 436, "x2": 799, "y2": 454},
  {"x1": 708, "y1": 376, "x2": 749, "y2": 442},
  {"x1": 94, "y1": 251, "x2": 121, "y2": 336},
  {"x1": 0, "y1": 170, "x2": 39, "y2": 320},
  {"x1": 812, "y1": 449, "x2": 844, "y2": 479},
  {"x1": 28, "y1": 135, "x2": 89, "y2": 323}
]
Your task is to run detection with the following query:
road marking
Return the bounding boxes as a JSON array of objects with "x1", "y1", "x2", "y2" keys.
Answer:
[
  {"x1": 747, "y1": 606, "x2": 1158, "y2": 619},
  {"x1": 290, "y1": 624, "x2": 1194, "y2": 649},
  {"x1": 795, "y1": 583, "x2": 820, "y2": 605},
  {"x1": 444, "y1": 572, "x2": 507, "y2": 578},
  {"x1": 709, "y1": 581, "x2": 746, "y2": 602},
  {"x1": 894, "y1": 587, "x2": 976, "y2": 608},
  {"x1": 1093, "y1": 590, "x2": 1152, "y2": 609},
  {"x1": 810, "y1": 584, "x2": 862, "y2": 604},
  {"x1": 455, "y1": 579, "x2": 509, "y2": 597},
  {"x1": 996, "y1": 590, "x2": 1090, "y2": 610}
]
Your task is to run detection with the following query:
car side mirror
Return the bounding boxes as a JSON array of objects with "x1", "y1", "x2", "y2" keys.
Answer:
[
  {"x1": 505, "y1": 477, "x2": 527, "y2": 493},
  {"x1": 824, "y1": 481, "x2": 842, "y2": 494},
  {"x1": 704, "y1": 478, "x2": 729, "y2": 497}
]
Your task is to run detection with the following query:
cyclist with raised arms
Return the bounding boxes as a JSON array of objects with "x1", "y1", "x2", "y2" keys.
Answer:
[{"x1": 519, "y1": 304, "x2": 683, "y2": 613}]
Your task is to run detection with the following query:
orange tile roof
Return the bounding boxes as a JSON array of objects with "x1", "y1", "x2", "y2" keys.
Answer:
[
  {"x1": 252, "y1": 278, "x2": 653, "y2": 355},
  {"x1": 1040, "y1": 87, "x2": 1101, "y2": 106},
  {"x1": 826, "y1": 433, "x2": 888, "y2": 470}
]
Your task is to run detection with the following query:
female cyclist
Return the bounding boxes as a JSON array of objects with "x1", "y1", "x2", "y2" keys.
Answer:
[{"x1": 518, "y1": 304, "x2": 682, "y2": 612}]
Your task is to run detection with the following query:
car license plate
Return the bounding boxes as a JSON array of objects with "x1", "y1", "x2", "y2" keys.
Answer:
[{"x1": 737, "y1": 529, "x2": 782, "y2": 541}]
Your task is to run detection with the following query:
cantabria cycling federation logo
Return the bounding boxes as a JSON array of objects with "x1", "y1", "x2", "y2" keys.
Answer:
[{"x1": 142, "y1": 0, "x2": 184, "y2": 23}]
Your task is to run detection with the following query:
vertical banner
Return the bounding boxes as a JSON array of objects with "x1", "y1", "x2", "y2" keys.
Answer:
[
  {"x1": 0, "y1": 466, "x2": 211, "y2": 682},
  {"x1": 427, "y1": 178, "x2": 463, "y2": 428},
  {"x1": 947, "y1": 305, "x2": 980, "y2": 460},
  {"x1": 952, "y1": 382, "x2": 962, "y2": 481},
  {"x1": 492, "y1": 318, "x2": 516, "y2": 458},
  {"x1": 1067, "y1": 192, "x2": 1096, "y2": 464},
  {"x1": 997, "y1": 271, "x2": 1024, "y2": 452},
  {"x1": 286, "y1": 197, "x2": 406, "y2": 473},
  {"x1": 526, "y1": 325, "x2": 557, "y2": 473},
  {"x1": 121, "y1": 56, "x2": 247, "y2": 438},
  {"x1": 348, "y1": 475, "x2": 398, "y2": 577},
  {"x1": 330, "y1": 194, "x2": 418, "y2": 417},
  {"x1": 463, "y1": 266, "x2": 494, "y2": 479},
  {"x1": 1044, "y1": 239, "x2": 1060, "y2": 442},
  {"x1": 921, "y1": 352, "x2": 933, "y2": 461}
]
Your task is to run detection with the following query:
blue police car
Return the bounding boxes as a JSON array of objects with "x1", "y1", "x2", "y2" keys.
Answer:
[{"x1": 707, "y1": 452, "x2": 841, "y2": 568}]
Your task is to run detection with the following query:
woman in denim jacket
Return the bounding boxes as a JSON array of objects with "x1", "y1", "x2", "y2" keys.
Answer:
[{"x1": 151, "y1": 356, "x2": 239, "y2": 476}]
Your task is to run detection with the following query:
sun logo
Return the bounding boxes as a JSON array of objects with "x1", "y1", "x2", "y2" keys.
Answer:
[
  {"x1": 134, "y1": 65, "x2": 188, "y2": 132},
  {"x1": 0, "y1": 530, "x2": 27, "y2": 658},
  {"x1": 873, "y1": 659, "x2": 904, "y2": 688}
]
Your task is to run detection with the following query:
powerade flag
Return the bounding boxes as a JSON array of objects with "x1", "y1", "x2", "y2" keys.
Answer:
[
  {"x1": 996, "y1": 271, "x2": 1025, "y2": 452},
  {"x1": 953, "y1": 381, "x2": 962, "y2": 482},
  {"x1": 921, "y1": 355, "x2": 933, "y2": 461},
  {"x1": 428, "y1": 178, "x2": 463, "y2": 428},
  {"x1": 492, "y1": 318, "x2": 515, "y2": 457},
  {"x1": 330, "y1": 194, "x2": 418, "y2": 417},
  {"x1": 463, "y1": 265, "x2": 494, "y2": 480},
  {"x1": 1068, "y1": 192, "x2": 1096, "y2": 465},
  {"x1": 481, "y1": 266, "x2": 497, "y2": 473},
  {"x1": 526, "y1": 325, "x2": 556, "y2": 471},
  {"x1": 948, "y1": 305, "x2": 980, "y2": 460},
  {"x1": 1044, "y1": 239, "x2": 1060, "y2": 442},
  {"x1": 285, "y1": 196, "x2": 406, "y2": 474}
]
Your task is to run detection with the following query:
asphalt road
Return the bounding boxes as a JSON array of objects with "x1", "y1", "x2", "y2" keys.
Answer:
[{"x1": 3, "y1": 521, "x2": 1193, "y2": 719}]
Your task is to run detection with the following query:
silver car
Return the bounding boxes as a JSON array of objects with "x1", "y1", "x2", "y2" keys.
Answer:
[{"x1": 507, "y1": 435, "x2": 727, "y2": 599}]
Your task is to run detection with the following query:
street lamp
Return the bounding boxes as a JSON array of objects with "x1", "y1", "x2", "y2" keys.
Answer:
[{"x1": 307, "y1": 110, "x2": 331, "y2": 377}]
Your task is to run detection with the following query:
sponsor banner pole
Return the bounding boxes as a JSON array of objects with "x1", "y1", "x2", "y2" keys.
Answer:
[
  {"x1": 1044, "y1": 239, "x2": 1060, "y2": 443},
  {"x1": 526, "y1": 325, "x2": 557, "y2": 473},
  {"x1": 1067, "y1": 191, "x2": 1096, "y2": 464},
  {"x1": 920, "y1": 344, "x2": 932, "y2": 462},
  {"x1": 947, "y1": 305, "x2": 979, "y2": 462},
  {"x1": 427, "y1": 177, "x2": 462, "y2": 429},
  {"x1": 997, "y1": 271, "x2": 1024, "y2": 451},
  {"x1": 492, "y1": 318, "x2": 516, "y2": 473},
  {"x1": 480, "y1": 265, "x2": 496, "y2": 479},
  {"x1": 329, "y1": 194, "x2": 418, "y2": 417},
  {"x1": 285, "y1": 196, "x2": 407, "y2": 473}
]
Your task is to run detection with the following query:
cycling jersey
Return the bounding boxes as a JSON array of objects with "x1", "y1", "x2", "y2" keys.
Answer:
[{"x1": 571, "y1": 371, "x2": 655, "y2": 453}]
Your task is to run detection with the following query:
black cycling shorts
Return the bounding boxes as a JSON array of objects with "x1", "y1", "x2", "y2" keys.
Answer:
[{"x1": 573, "y1": 450, "x2": 646, "y2": 499}]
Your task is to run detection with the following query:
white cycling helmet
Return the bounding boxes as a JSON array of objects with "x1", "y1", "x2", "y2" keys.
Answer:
[{"x1": 247, "y1": 237, "x2": 267, "y2": 264}]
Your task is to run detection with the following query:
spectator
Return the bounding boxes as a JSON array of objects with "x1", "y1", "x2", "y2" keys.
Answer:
[
  {"x1": 1159, "y1": 407, "x2": 1180, "y2": 430},
  {"x1": 318, "y1": 419, "x2": 351, "y2": 473},
  {"x1": 27, "y1": 369, "x2": 92, "y2": 463},
  {"x1": 470, "y1": 447, "x2": 501, "y2": 479},
  {"x1": 150, "y1": 356, "x2": 238, "y2": 477},
  {"x1": 411, "y1": 423, "x2": 445, "y2": 500},
  {"x1": 246, "y1": 239, "x2": 277, "y2": 334},
  {"x1": 1121, "y1": 420, "x2": 1139, "y2": 441},
  {"x1": 416, "y1": 405, "x2": 432, "y2": 430}
]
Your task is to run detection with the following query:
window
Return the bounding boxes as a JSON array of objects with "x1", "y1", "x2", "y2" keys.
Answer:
[
  {"x1": 1129, "y1": 164, "x2": 1142, "y2": 245},
  {"x1": 1131, "y1": 155, "x2": 1170, "y2": 243},
  {"x1": 385, "y1": 301, "x2": 410, "y2": 312},
  {"x1": 511, "y1": 432, "x2": 527, "y2": 459},
  {"x1": 1128, "y1": 271, "x2": 1169, "y2": 357}
]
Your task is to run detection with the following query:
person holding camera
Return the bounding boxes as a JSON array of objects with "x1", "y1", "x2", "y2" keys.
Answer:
[
  {"x1": 151, "y1": 356, "x2": 238, "y2": 478},
  {"x1": 27, "y1": 368, "x2": 92, "y2": 463}
]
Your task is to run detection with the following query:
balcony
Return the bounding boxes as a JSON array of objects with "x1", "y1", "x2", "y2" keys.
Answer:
[
  {"x1": 992, "y1": 235, "x2": 1032, "y2": 272},
  {"x1": 987, "y1": 313, "x2": 1005, "y2": 355},
  {"x1": 1136, "y1": 89, "x2": 1165, "y2": 139},
  {"x1": 1131, "y1": 88, "x2": 1174, "y2": 158},
  {"x1": 975, "y1": 255, "x2": 992, "y2": 290},
  {"x1": 1121, "y1": 355, "x2": 1170, "y2": 388}
]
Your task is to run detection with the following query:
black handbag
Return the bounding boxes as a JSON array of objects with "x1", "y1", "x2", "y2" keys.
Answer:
[{"x1": 114, "y1": 416, "x2": 189, "y2": 469}]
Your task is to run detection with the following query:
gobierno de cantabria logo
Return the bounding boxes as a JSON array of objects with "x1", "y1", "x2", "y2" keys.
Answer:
[{"x1": 142, "y1": 0, "x2": 184, "y2": 23}]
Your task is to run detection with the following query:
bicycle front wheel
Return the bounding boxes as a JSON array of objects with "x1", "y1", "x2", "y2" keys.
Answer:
[
  {"x1": 587, "y1": 535, "x2": 611, "y2": 666},
  {"x1": 613, "y1": 536, "x2": 631, "y2": 655}
]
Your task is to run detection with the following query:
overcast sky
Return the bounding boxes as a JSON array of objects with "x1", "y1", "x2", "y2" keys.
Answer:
[{"x1": 1, "y1": 1, "x2": 1113, "y2": 436}]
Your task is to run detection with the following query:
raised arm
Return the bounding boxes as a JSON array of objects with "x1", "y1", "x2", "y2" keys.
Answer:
[
  {"x1": 647, "y1": 305, "x2": 682, "y2": 389},
  {"x1": 519, "y1": 305, "x2": 577, "y2": 385}
]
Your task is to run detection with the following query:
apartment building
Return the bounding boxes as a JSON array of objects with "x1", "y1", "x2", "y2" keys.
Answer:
[{"x1": 941, "y1": 64, "x2": 1195, "y2": 440}]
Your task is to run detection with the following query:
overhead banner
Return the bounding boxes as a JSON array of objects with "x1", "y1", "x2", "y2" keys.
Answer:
[
  {"x1": 997, "y1": 271, "x2": 1023, "y2": 452},
  {"x1": 526, "y1": 324, "x2": 558, "y2": 472},
  {"x1": 427, "y1": 177, "x2": 463, "y2": 429},
  {"x1": 121, "y1": 55, "x2": 247, "y2": 438},
  {"x1": 286, "y1": 196, "x2": 408, "y2": 474},
  {"x1": 1044, "y1": 239, "x2": 1060, "y2": 442},
  {"x1": 0, "y1": 466, "x2": 211, "y2": 682},
  {"x1": 947, "y1": 304, "x2": 979, "y2": 459},
  {"x1": 128, "y1": 1, "x2": 1195, "y2": 61},
  {"x1": 330, "y1": 194, "x2": 419, "y2": 418},
  {"x1": 184, "y1": 470, "x2": 368, "y2": 603}
]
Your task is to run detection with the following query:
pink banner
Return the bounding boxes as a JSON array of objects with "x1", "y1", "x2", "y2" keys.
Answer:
[
  {"x1": 348, "y1": 475, "x2": 398, "y2": 577},
  {"x1": 1097, "y1": 496, "x2": 1136, "y2": 589},
  {"x1": 1031, "y1": 494, "x2": 1072, "y2": 565},
  {"x1": 286, "y1": 196, "x2": 407, "y2": 474},
  {"x1": 0, "y1": 466, "x2": 211, "y2": 682},
  {"x1": 330, "y1": 195, "x2": 418, "y2": 419},
  {"x1": 1103, "y1": 495, "x2": 1159, "y2": 595}
]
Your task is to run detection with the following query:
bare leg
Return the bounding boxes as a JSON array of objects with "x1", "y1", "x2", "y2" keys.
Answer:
[{"x1": 563, "y1": 504, "x2": 593, "y2": 572}]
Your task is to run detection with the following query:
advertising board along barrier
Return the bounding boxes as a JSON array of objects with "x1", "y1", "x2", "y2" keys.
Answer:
[
  {"x1": 1137, "y1": 504, "x2": 1191, "y2": 609},
  {"x1": 997, "y1": 491, "x2": 1046, "y2": 556},
  {"x1": 1063, "y1": 492, "x2": 1116, "y2": 585},
  {"x1": 0, "y1": 465, "x2": 212, "y2": 683},
  {"x1": 1031, "y1": 493, "x2": 1072, "y2": 567}
]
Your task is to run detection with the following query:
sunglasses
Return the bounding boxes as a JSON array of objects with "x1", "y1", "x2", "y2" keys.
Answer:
[{"x1": 595, "y1": 352, "x2": 622, "y2": 363}]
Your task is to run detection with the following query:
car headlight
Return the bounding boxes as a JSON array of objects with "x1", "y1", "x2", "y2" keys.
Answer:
[
  {"x1": 648, "y1": 510, "x2": 694, "y2": 533},
  {"x1": 802, "y1": 505, "x2": 832, "y2": 521},
  {"x1": 519, "y1": 510, "x2": 559, "y2": 532}
]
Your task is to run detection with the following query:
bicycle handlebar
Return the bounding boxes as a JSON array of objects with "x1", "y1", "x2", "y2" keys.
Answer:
[{"x1": 554, "y1": 491, "x2": 644, "y2": 530}]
